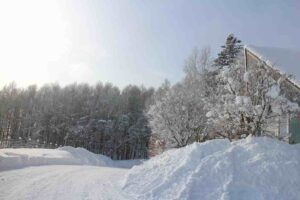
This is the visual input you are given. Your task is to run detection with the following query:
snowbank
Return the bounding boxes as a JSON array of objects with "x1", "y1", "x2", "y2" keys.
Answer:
[
  {"x1": 114, "y1": 159, "x2": 145, "y2": 169},
  {"x1": 123, "y1": 137, "x2": 300, "y2": 200},
  {"x1": 0, "y1": 146, "x2": 113, "y2": 171}
]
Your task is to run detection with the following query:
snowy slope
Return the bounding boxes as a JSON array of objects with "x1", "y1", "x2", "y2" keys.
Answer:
[
  {"x1": 0, "y1": 146, "x2": 113, "y2": 171},
  {"x1": 246, "y1": 45, "x2": 300, "y2": 85},
  {"x1": 123, "y1": 136, "x2": 300, "y2": 200}
]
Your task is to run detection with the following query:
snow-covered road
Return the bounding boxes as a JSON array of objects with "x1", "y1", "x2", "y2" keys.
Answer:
[
  {"x1": 0, "y1": 165, "x2": 132, "y2": 200},
  {"x1": 1, "y1": 138, "x2": 300, "y2": 200}
]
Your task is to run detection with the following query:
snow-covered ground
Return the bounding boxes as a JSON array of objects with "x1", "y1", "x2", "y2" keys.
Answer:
[
  {"x1": 1, "y1": 137, "x2": 300, "y2": 200},
  {"x1": 123, "y1": 136, "x2": 300, "y2": 200},
  {"x1": 0, "y1": 147, "x2": 140, "y2": 200},
  {"x1": 0, "y1": 146, "x2": 114, "y2": 171},
  {"x1": 0, "y1": 165, "x2": 132, "y2": 200}
]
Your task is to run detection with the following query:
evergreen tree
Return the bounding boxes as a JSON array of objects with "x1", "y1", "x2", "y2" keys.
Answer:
[{"x1": 214, "y1": 33, "x2": 243, "y2": 67}]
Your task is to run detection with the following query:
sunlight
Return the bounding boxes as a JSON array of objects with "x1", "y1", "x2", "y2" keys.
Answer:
[
  {"x1": 0, "y1": 1, "x2": 300, "y2": 199},
  {"x1": 0, "y1": 0, "x2": 70, "y2": 86}
]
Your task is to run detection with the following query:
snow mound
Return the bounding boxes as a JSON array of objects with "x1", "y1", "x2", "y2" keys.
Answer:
[
  {"x1": 0, "y1": 146, "x2": 113, "y2": 171},
  {"x1": 123, "y1": 137, "x2": 300, "y2": 200},
  {"x1": 114, "y1": 159, "x2": 145, "y2": 169}
]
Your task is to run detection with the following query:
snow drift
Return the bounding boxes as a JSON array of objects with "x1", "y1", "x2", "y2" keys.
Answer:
[
  {"x1": 0, "y1": 146, "x2": 113, "y2": 171},
  {"x1": 123, "y1": 137, "x2": 300, "y2": 200}
]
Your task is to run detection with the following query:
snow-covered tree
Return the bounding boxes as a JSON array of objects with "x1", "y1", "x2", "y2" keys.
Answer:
[
  {"x1": 148, "y1": 48, "x2": 210, "y2": 148},
  {"x1": 207, "y1": 55, "x2": 299, "y2": 140},
  {"x1": 148, "y1": 83, "x2": 204, "y2": 148}
]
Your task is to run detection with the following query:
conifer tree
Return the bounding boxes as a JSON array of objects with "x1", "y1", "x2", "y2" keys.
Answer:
[{"x1": 214, "y1": 33, "x2": 243, "y2": 67}]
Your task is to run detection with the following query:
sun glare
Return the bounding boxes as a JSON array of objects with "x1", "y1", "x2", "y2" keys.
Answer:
[{"x1": 0, "y1": 0, "x2": 70, "y2": 87}]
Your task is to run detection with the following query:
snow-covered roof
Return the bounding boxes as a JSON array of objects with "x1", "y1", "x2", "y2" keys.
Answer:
[{"x1": 245, "y1": 45, "x2": 300, "y2": 87}]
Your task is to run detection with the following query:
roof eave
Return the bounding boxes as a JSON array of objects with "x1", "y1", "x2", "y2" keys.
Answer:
[{"x1": 244, "y1": 46, "x2": 300, "y2": 91}]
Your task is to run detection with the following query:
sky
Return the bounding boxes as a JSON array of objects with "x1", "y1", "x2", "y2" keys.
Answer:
[{"x1": 0, "y1": 0, "x2": 299, "y2": 88}]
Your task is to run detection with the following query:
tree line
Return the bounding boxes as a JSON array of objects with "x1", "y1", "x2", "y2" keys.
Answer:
[{"x1": 0, "y1": 82, "x2": 154, "y2": 159}]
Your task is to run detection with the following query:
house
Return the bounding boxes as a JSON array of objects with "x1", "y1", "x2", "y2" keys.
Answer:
[{"x1": 244, "y1": 45, "x2": 300, "y2": 143}]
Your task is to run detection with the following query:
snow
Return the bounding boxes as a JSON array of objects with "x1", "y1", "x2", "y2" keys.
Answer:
[
  {"x1": 0, "y1": 165, "x2": 132, "y2": 200},
  {"x1": 0, "y1": 148, "x2": 143, "y2": 200},
  {"x1": 123, "y1": 136, "x2": 300, "y2": 200},
  {"x1": 114, "y1": 159, "x2": 145, "y2": 169},
  {"x1": 243, "y1": 71, "x2": 250, "y2": 82},
  {"x1": 266, "y1": 85, "x2": 280, "y2": 98},
  {"x1": 0, "y1": 146, "x2": 113, "y2": 171},
  {"x1": 245, "y1": 45, "x2": 300, "y2": 86},
  {"x1": 1, "y1": 137, "x2": 300, "y2": 200},
  {"x1": 206, "y1": 110, "x2": 215, "y2": 118},
  {"x1": 235, "y1": 96, "x2": 251, "y2": 106},
  {"x1": 235, "y1": 96, "x2": 242, "y2": 105}
]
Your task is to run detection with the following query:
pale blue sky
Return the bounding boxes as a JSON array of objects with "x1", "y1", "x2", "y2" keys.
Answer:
[{"x1": 0, "y1": 0, "x2": 299, "y2": 88}]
